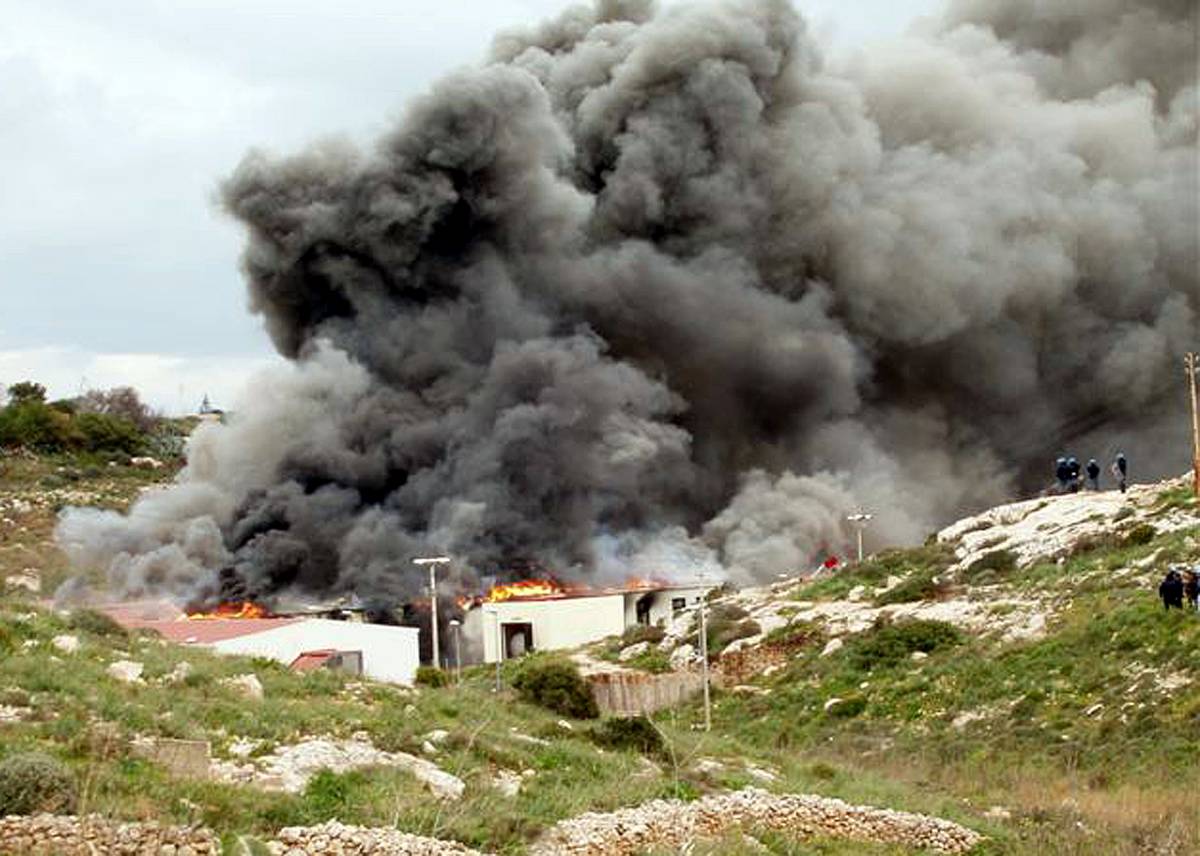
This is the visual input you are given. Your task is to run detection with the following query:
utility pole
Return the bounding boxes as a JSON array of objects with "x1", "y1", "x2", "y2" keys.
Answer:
[
  {"x1": 1187, "y1": 353, "x2": 1200, "y2": 497},
  {"x1": 413, "y1": 556, "x2": 450, "y2": 669},
  {"x1": 699, "y1": 593, "x2": 711, "y2": 732}
]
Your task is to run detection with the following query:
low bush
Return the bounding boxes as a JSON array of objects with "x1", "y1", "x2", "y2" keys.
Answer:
[
  {"x1": 589, "y1": 716, "x2": 666, "y2": 758},
  {"x1": 414, "y1": 666, "x2": 449, "y2": 688},
  {"x1": 620, "y1": 624, "x2": 666, "y2": 646},
  {"x1": 0, "y1": 752, "x2": 77, "y2": 815},
  {"x1": 847, "y1": 619, "x2": 962, "y2": 671},
  {"x1": 962, "y1": 549, "x2": 1017, "y2": 584},
  {"x1": 1123, "y1": 523, "x2": 1157, "y2": 546},
  {"x1": 511, "y1": 656, "x2": 599, "y2": 719},
  {"x1": 68, "y1": 608, "x2": 128, "y2": 638},
  {"x1": 825, "y1": 695, "x2": 867, "y2": 719},
  {"x1": 874, "y1": 571, "x2": 948, "y2": 605}
]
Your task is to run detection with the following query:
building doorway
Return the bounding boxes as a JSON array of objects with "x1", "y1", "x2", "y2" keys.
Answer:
[{"x1": 502, "y1": 622, "x2": 534, "y2": 658}]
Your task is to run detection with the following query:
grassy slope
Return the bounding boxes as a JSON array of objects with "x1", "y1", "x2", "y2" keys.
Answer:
[{"x1": 2, "y1": 455, "x2": 1198, "y2": 855}]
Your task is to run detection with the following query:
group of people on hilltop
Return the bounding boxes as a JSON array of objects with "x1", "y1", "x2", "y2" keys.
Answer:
[
  {"x1": 1159, "y1": 567, "x2": 1200, "y2": 614},
  {"x1": 1055, "y1": 452, "x2": 1127, "y2": 494}
]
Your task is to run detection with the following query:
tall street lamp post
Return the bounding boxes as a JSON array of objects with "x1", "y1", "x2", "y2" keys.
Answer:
[{"x1": 846, "y1": 513, "x2": 873, "y2": 563}]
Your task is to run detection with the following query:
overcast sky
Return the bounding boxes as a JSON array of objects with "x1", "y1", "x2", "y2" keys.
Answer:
[{"x1": 0, "y1": 0, "x2": 940, "y2": 414}]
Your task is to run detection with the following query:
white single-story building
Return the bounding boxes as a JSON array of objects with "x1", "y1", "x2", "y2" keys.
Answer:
[
  {"x1": 101, "y1": 601, "x2": 420, "y2": 686},
  {"x1": 463, "y1": 584, "x2": 711, "y2": 664}
]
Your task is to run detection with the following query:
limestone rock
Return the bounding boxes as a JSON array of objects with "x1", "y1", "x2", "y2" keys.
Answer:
[
  {"x1": 52, "y1": 634, "x2": 80, "y2": 654},
  {"x1": 618, "y1": 641, "x2": 650, "y2": 662},
  {"x1": 107, "y1": 660, "x2": 145, "y2": 684},
  {"x1": 223, "y1": 674, "x2": 263, "y2": 700}
]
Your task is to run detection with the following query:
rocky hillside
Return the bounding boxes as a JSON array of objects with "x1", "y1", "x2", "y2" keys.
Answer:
[{"x1": 1, "y1": 456, "x2": 1198, "y2": 854}]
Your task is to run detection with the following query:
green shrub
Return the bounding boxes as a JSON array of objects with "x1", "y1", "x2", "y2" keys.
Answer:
[
  {"x1": 1123, "y1": 523, "x2": 1157, "y2": 546},
  {"x1": 302, "y1": 769, "x2": 359, "y2": 819},
  {"x1": 875, "y1": 571, "x2": 947, "y2": 605},
  {"x1": 963, "y1": 549, "x2": 1017, "y2": 583},
  {"x1": 620, "y1": 624, "x2": 666, "y2": 646},
  {"x1": 511, "y1": 656, "x2": 599, "y2": 719},
  {"x1": 68, "y1": 608, "x2": 128, "y2": 638},
  {"x1": 589, "y1": 716, "x2": 666, "y2": 758},
  {"x1": 0, "y1": 752, "x2": 77, "y2": 815},
  {"x1": 415, "y1": 666, "x2": 449, "y2": 688},
  {"x1": 825, "y1": 695, "x2": 867, "y2": 718},
  {"x1": 847, "y1": 620, "x2": 962, "y2": 671},
  {"x1": 75, "y1": 412, "x2": 144, "y2": 455}
]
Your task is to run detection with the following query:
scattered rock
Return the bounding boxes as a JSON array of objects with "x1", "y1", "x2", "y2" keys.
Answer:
[
  {"x1": 1084, "y1": 703, "x2": 1104, "y2": 717},
  {"x1": 823, "y1": 697, "x2": 844, "y2": 712},
  {"x1": 425, "y1": 729, "x2": 450, "y2": 745},
  {"x1": 492, "y1": 769, "x2": 523, "y2": 797},
  {"x1": 4, "y1": 569, "x2": 40, "y2": 593},
  {"x1": 166, "y1": 661, "x2": 193, "y2": 684},
  {"x1": 910, "y1": 651, "x2": 928, "y2": 661},
  {"x1": 669, "y1": 644, "x2": 697, "y2": 670},
  {"x1": 693, "y1": 758, "x2": 725, "y2": 775},
  {"x1": 984, "y1": 806, "x2": 1012, "y2": 821},
  {"x1": 618, "y1": 641, "x2": 651, "y2": 662},
  {"x1": 223, "y1": 674, "x2": 263, "y2": 701},
  {"x1": 106, "y1": 660, "x2": 144, "y2": 684},
  {"x1": 820, "y1": 638, "x2": 844, "y2": 657},
  {"x1": 212, "y1": 737, "x2": 466, "y2": 800},
  {"x1": 51, "y1": 635, "x2": 80, "y2": 654}
]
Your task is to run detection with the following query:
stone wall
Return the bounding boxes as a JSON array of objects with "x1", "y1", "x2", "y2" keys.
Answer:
[
  {"x1": 529, "y1": 787, "x2": 983, "y2": 855},
  {"x1": 0, "y1": 814, "x2": 218, "y2": 854}
]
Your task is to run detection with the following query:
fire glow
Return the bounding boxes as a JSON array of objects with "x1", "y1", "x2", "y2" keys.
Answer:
[
  {"x1": 484, "y1": 579, "x2": 565, "y2": 603},
  {"x1": 182, "y1": 601, "x2": 272, "y2": 620},
  {"x1": 480, "y1": 576, "x2": 673, "y2": 604}
]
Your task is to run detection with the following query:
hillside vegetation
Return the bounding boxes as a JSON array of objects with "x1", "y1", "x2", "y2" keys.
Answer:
[{"x1": 1, "y1": 449, "x2": 1198, "y2": 854}]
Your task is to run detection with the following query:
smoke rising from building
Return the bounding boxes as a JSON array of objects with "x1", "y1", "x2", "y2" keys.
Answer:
[{"x1": 57, "y1": 0, "x2": 1198, "y2": 604}]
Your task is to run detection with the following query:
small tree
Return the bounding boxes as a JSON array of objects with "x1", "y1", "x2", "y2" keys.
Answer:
[
  {"x1": 5, "y1": 381, "x2": 47, "y2": 406},
  {"x1": 76, "y1": 386, "x2": 159, "y2": 433}
]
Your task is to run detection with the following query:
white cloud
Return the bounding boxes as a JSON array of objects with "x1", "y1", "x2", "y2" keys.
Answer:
[{"x1": 0, "y1": 346, "x2": 282, "y2": 416}]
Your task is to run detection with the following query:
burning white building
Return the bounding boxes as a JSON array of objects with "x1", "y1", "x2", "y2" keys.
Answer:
[
  {"x1": 101, "y1": 601, "x2": 420, "y2": 686},
  {"x1": 461, "y1": 579, "x2": 713, "y2": 664}
]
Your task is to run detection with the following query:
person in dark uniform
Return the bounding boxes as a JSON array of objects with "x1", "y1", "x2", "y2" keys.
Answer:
[
  {"x1": 1184, "y1": 569, "x2": 1199, "y2": 614},
  {"x1": 1066, "y1": 457, "x2": 1081, "y2": 492},
  {"x1": 1111, "y1": 452, "x2": 1128, "y2": 493},
  {"x1": 1159, "y1": 568, "x2": 1184, "y2": 611},
  {"x1": 1055, "y1": 457, "x2": 1069, "y2": 493},
  {"x1": 1086, "y1": 459, "x2": 1101, "y2": 490}
]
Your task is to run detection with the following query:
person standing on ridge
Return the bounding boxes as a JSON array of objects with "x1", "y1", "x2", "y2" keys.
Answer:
[
  {"x1": 1067, "y1": 456, "x2": 1081, "y2": 492},
  {"x1": 1055, "y1": 457, "x2": 1069, "y2": 493},
  {"x1": 1086, "y1": 459, "x2": 1101, "y2": 490},
  {"x1": 1112, "y1": 452, "x2": 1128, "y2": 493},
  {"x1": 1159, "y1": 568, "x2": 1184, "y2": 611},
  {"x1": 1184, "y1": 568, "x2": 1199, "y2": 614}
]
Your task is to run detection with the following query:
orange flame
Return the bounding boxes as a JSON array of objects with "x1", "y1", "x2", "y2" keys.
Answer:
[
  {"x1": 183, "y1": 601, "x2": 272, "y2": 620},
  {"x1": 484, "y1": 579, "x2": 565, "y2": 603}
]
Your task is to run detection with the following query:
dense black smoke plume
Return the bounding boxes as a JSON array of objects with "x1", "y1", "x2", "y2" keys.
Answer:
[{"x1": 58, "y1": 0, "x2": 1198, "y2": 604}]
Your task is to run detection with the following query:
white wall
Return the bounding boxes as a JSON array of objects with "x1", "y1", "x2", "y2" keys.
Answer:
[
  {"x1": 473, "y1": 595, "x2": 626, "y2": 663},
  {"x1": 623, "y1": 587, "x2": 710, "y2": 628},
  {"x1": 212, "y1": 619, "x2": 420, "y2": 686}
]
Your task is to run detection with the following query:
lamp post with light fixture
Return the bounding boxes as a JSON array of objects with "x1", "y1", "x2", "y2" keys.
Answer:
[
  {"x1": 846, "y1": 513, "x2": 873, "y2": 564},
  {"x1": 413, "y1": 556, "x2": 450, "y2": 669}
]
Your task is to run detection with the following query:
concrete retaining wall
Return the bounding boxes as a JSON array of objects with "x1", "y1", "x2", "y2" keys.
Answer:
[{"x1": 588, "y1": 670, "x2": 706, "y2": 716}]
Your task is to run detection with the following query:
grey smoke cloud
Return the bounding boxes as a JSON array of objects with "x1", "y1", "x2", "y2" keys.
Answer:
[{"x1": 57, "y1": 0, "x2": 1198, "y2": 601}]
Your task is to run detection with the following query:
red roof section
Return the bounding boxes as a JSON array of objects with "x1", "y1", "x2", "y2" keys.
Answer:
[
  {"x1": 136, "y1": 617, "x2": 303, "y2": 644},
  {"x1": 95, "y1": 602, "x2": 303, "y2": 644},
  {"x1": 290, "y1": 650, "x2": 338, "y2": 672}
]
